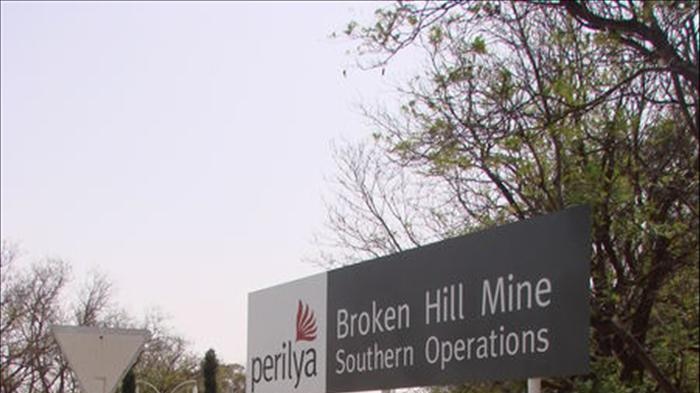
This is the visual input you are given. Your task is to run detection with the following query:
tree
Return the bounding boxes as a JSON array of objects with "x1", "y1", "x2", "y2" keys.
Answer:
[
  {"x1": 121, "y1": 368, "x2": 136, "y2": 393},
  {"x1": 1, "y1": 241, "x2": 80, "y2": 393},
  {"x1": 218, "y1": 363, "x2": 245, "y2": 393},
  {"x1": 0, "y1": 241, "x2": 200, "y2": 393},
  {"x1": 134, "y1": 311, "x2": 199, "y2": 393},
  {"x1": 201, "y1": 349, "x2": 219, "y2": 393},
  {"x1": 320, "y1": 1, "x2": 698, "y2": 392}
]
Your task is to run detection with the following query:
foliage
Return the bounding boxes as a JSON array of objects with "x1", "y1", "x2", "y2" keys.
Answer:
[
  {"x1": 321, "y1": 1, "x2": 699, "y2": 392},
  {"x1": 122, "y1": 368, "x2": 136, "y2": 393},
  {"x1": 0, "y1": 241, "x2": 200, "y2": 393},
  {"x1": 217, "y1": 363, "x2": 245, "y2": 393},
  {"x1": 131, "y1": 311, "x2": 199, "y2": 393},
  {"x1": 0, "y1": 240, "x2": 113, "y2": 393},
  {"x1": 202, "y1": 349, "x2": 219, "y2": 393}
]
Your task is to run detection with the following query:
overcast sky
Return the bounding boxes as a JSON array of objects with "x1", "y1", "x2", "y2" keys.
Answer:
[{"x1": 1, "y1": 1, "x2": 419, "y2": 365}]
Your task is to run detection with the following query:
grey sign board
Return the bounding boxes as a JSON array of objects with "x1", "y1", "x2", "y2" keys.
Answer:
[{"x1": 247, "y1": 206, "x2": 591, "y2": 393}]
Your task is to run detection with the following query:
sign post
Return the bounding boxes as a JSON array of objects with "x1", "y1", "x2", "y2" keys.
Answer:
[
  {"x1": 528, "y1": 378, "x2": 541, "y2": 393},
  {"x1": 247, "y1": 206, "x2": 590, "y2": 393}
]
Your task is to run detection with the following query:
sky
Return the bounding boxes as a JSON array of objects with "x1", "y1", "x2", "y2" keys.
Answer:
[{"x1": 1, "y1": 1, "x2": 419, "y2": 366}]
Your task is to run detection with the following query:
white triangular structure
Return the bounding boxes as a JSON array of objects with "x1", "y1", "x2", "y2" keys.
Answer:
[{"x1": 52, "y1": 325, "x2": 150, "y2": 393}]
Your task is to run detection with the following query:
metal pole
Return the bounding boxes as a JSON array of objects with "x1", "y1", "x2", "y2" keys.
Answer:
[
  {"x1": 169, "y1": 380, "x2": 197, "y2": 393},
  {"x1": 136, "y1": 380, "x2": 162, "y2": 393},
  {"x1": 528, "y1": 378, "x2": 541, "y2": 393}
]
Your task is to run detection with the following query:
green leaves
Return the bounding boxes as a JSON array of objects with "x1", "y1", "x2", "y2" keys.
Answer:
[
  {"x1": 471, "y1": 35, "x2": 487, "y2": 54},
  {"x1": 334, "y1": 1, "x2": 699, "y2": 392},
  {"x1": 447, "y1": 66, "x2": 473, "y2": 83},
  {"x1": 553, "y1": 77, "x2": 575, "y2": 105},
  {"x1": 502, "y1": 135, "x2": 522, "y2": 152},
  {"x1": 429, "y1": 25, "x2": 443, "y2": 46},
  {"x1": 202, "y1": 349, "x2": 219, "y2": 393},
  {"x1": 344, "y1": 21, "x2": 358, "y2": 36}
]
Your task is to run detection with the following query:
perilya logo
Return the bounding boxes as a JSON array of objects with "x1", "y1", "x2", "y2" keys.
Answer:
[
  {"x1": 250, "y1": 300, "x2": 319, "y2": 393},
  {"x1": 296, "y1": 300, "x2": 317, "y2": 342}
]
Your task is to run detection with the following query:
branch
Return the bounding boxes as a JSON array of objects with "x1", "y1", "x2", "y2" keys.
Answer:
[
  {"x1": 608, "y1": 318, "x2": 682, "y2": 393},
  {"x1": 561, "y1": 1, "x2": 699, "y2": 88}
]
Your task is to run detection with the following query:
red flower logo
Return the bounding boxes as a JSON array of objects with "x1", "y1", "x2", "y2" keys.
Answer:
[{"x1": 295, "y1": 300, "x2": 317, "y2": 342}]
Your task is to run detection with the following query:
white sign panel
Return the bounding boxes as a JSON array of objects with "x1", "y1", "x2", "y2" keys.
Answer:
[
  {"x1": 246, "y1": 273, "x2": 327, "y2": 393},
  {"x1": 52, "y1": 325, "x2": 150, "y2": 393}
]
